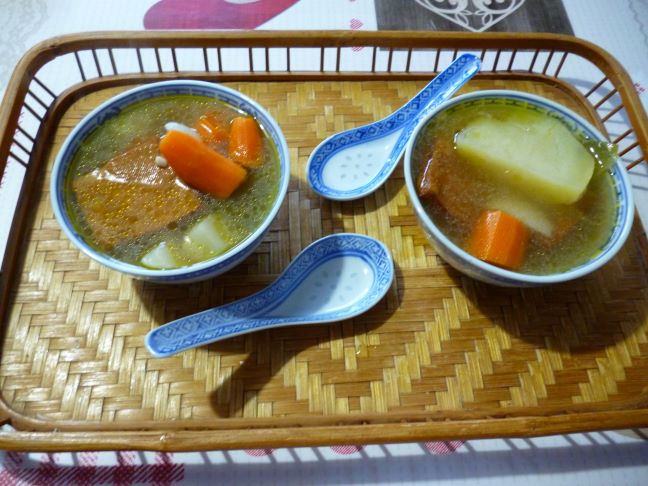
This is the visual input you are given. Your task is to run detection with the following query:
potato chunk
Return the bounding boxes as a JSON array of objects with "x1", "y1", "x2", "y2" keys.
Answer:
[{"x1": 455, "y1": 108, "x2": 595, "y2": 204}]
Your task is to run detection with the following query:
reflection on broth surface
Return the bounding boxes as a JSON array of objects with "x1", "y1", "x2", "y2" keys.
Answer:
[
  {"x1": 65, "y1": 94, "x2": 280, "y2": 269},
  {"x1": 413, "y1": 99, "x2": 617, "y2": 275}
]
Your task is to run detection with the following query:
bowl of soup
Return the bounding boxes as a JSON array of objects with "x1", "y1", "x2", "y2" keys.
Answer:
[
  {"x1": 404, "y1": 90, "x2": 634, "y2": 287},
  {"x1": 51, "y1": 80, "x2": 290, "y2": 283}
]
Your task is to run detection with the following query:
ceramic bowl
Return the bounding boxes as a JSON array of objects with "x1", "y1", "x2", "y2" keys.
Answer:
[
  {"x1": 50, "y1": 80, "x2": 290, "y2": 284},
  {"x1": 403, "y1": 90, "x2": 634, "y2": 287}
]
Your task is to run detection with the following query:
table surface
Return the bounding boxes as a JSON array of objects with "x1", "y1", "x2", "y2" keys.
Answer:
[{"x1": 0, "y1": 1, "x2": 647, "y2": 485}]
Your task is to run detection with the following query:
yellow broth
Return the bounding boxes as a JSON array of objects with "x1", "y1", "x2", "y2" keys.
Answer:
[
  {"x1": 412, "y1": 101, "x2": 617, "y2": 275},
  {"x1": 65, "y1": 94, "x2": 280, "y2": 268}
]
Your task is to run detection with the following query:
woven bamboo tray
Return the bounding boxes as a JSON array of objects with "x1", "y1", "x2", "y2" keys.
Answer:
[{"x1": 0, "y1": 32, "x2": 647, "y2": 452}]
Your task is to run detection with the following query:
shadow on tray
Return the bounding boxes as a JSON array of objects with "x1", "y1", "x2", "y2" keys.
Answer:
[
  {"x1": 133, "y1": 257, "x2": 399, "y2": 419},
  {"x1": 206, "y1": 285, "x2": 398, "y2": 418},
  {"x1": 447, "y1": 231, "x2": 647, "y2": 354}
]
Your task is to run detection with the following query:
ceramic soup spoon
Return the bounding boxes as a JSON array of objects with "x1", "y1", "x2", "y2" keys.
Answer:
[
  {"x1": 306, "y1": 53, "x2": 481, "y2": 201},
  {"x1": 146, "y1": 233, "x2": 394, "y2": 357}
]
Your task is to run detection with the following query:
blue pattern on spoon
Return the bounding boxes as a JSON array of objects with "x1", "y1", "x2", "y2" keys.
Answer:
[
  {"x1": 306, "y1": 53, "x2": 481, "y2": 201},
  {"x1": 146, "y1": 233, "x2": 394, "y2": 357}
]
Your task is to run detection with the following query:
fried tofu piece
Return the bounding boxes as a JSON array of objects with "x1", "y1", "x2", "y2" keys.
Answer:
[
  {"x1": 417, "y1": 140, "x2": 481, "y2": 225},
  {"x1": 72, "y1": 139, "x2": 201, "y2": 250}
]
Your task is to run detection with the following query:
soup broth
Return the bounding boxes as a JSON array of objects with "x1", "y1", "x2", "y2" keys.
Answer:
[
  {"x1": 65, "y1": 94, "x2": 280, "y2": 269},
  {"x1": 412, "y1": 99, "x2": 618, "y2": 275}
]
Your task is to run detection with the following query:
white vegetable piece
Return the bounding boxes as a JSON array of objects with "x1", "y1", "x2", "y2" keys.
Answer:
[
  {"x1": 182, "y1": 214, "x2": 230, "y2": 262},
  {"x1": 155, "y1": 155, "x2": 169, "y2": 168},
  {"x1": 455, "y1": 109, "x2": 595, "y2": 204},
  {"x1": 139, "y1": 214, "x2": 231, "y2": 269},
  {"x1": 140, "y1": 241, "x2": 179, "y2": 269},
  {"x1": 488, "y1": 192, "x2": 553, "y2": 237},
  {"x1": 164, "y1": 122, "x2": 201, "y2": 141}
]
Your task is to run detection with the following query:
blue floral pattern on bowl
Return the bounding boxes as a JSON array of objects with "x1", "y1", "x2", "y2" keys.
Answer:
[
  {"x1": 404, "y1": 90, "x2": 635, "y2": 287},
  {"x1": 50, "y1": 80, "x2": 290, "y2": 283}
]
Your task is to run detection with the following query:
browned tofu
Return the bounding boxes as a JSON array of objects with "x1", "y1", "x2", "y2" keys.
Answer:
[
  {"x1": 72, "y1": 139, "x2": 201, "y2": 250},
  {"x1": 417, "y1": 141, "x2": 480, "y2": 226},
  {"x1": 417, "y1": 155, "x2": 440, "y2": 199}
]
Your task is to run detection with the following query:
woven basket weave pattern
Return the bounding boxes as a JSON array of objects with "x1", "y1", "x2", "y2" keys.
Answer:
[{"x1": 1, "y1": 78, "x2": 647, "y2": 429}]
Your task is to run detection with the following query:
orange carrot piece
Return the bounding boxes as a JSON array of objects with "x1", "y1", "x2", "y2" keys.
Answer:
[
  {"x1": 194, "y1": 113, "x2": 229, "y2": 144},
  {"x1": 229, "y1": 116, "x2": 262, "y2": 168},
  {"x1": 160, "y1": 130, "x2": 247, "y2": 199},
  {"x1": 467, "y1": 210, "x2": 529, "y2": 270}
]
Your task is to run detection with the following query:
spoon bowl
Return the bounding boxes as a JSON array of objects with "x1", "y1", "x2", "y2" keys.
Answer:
[
  {"x1": 307, "y1": 54, "x2": 481, "y2": 201},
  {"x1": 146, "y1": 233, "x2": 394, "y2": 357}
]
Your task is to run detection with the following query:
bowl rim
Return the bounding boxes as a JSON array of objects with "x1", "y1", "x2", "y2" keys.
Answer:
[
  {"x1": 404, "y1": 89, "x2": 635, "y2": 285},
  {"x1": 50, "y1": 79, "x2": 290, "y2": 278}
]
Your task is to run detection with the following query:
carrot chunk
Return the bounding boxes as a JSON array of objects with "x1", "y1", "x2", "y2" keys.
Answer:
[
  {"x1": 160, "y1": 130, "x2": 247, "y2": 199},
  {"x1": 229, "y1": 116, "x2": 263, "y2": 167},
  {"x1": 194, "y1": 113, "x2": 229, "y2": 144},
  {"x1": 467, "y1": 210, "x2": 529, "y2": 270}
]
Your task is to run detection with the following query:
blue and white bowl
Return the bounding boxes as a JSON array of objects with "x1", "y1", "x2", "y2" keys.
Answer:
[
  {"x1": 50, "y1": 80, "x2": 290, "y2": 284},
  {"x1": 404, "y1": 90, "x2": 634, "y2": 287}
]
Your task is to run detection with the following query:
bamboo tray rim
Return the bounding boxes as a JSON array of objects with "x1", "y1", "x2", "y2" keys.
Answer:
[{"x1": 0, "y1": 31, "x2": 647, "y2": 451}]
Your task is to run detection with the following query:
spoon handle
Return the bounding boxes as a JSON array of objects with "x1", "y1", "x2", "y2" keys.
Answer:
[
  {"x1": 387, "y1": 53, "x2": 481, "y2": 130},
  {"x1": 146, "y1": 297, "x2": 287, "y2": 357},
  {"x1": 373, "y1": 54, "x2": 481, "y2": 191},
  {"x1": 145, "y1": 233, "x2": 394, "y2": 358}
]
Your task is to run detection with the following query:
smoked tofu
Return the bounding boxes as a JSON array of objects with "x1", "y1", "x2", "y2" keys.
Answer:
[{"x1": 72, "y1": 139, "x2": 201, "y2": 249}]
